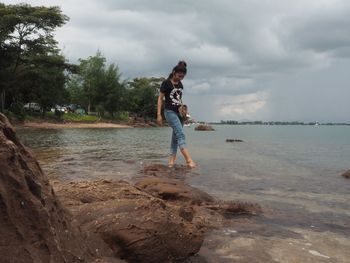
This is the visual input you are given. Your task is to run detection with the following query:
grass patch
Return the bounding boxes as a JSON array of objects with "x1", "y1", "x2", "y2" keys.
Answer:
[
  {"x1": 102, "y1": 111, "x2": 129, "y2": 122},
  {"x1": 46, "y1": 111, "x2": 62, "y2": 120},
  {"x1": 62, "y1": 113, "x2": 99, "y2": 122}
]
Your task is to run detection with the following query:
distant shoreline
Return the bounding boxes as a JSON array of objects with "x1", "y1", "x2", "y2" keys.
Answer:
[{"x1": 211, "y1": 122, "x2": 350, "y2": 126}]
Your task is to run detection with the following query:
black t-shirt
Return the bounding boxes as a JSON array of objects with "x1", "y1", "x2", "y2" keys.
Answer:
[{"x1": 160, "y1": 79, "x2": 183, "y2": 113}]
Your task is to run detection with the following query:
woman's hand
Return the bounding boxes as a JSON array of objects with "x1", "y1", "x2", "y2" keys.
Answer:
[
  {"x1": 157, "y1": 92, "x2": 165, "y2": 126},
  {"x1": 157, "y1": 114, "x2": 163, "y2": 126}
]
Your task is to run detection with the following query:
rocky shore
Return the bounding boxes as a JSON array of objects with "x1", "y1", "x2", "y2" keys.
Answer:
[
  {"x1": 0, "y1": 113, "x2": 260, "y2": 262},
  {"x1": 13, "y1": 116, "x2": 159, "y2": 129},
  {"x1": 17, "y1": 120, "x2": 132, "y2": 129}
]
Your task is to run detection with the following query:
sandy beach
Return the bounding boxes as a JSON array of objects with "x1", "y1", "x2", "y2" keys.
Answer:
[{"x1": 16, "y1": 120, "x2": 132, "y2": 129}]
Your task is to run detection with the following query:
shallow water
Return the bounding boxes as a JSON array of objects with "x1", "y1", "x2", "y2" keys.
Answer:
[{"x1": 17, "y1": 125, "x2": 350, "y2": 262}]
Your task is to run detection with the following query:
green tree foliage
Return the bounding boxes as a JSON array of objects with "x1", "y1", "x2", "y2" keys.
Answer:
[
  {"x1": 29, "y1": 54, "x2": 70, "y2": 113},
  {"x1": 126, "y1": 77, "x2": 164, "y2": 118},
  {"x1": 67, "y1": 51, "x2": 125, "y2": 116},
  {"x1": 0, "y1": 3, "x2": 69, "y2": 111},
  {"x1": 102, "y1": 64, "x2": 125, "y2": 116},
  {"x1": 1, "y1": 3, "x2": 164, "y2": 120},
  {"x1": 78, "y1": 51, "x2": 106, "y2": 113},
  {"x1": 66, "y1": 52, "x2": 163, "y2": 119}
]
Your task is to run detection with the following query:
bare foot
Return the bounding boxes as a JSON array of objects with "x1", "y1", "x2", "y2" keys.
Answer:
[
  {"x1": 168, "y1": 155, "x2": 176, "y2": 168},
  {"x1": 186, "y1": 160, "x2": 197, "y2": 168}
]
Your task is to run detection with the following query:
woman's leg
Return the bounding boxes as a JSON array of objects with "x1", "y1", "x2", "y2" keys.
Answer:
[
  {"x1": 169, "y1": 131, "x2": 177, "y2": 167},
  {"x1": 164, "y1": 109, "x2": 196, "y2": 167},
  {"x1": 181, "y1": 148, "x2": 196, "y2": 168},
  {"x1": 171, "y1": 130, "x2": 178, "y2": 155}
]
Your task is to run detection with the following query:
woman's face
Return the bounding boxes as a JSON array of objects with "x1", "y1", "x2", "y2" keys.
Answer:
[{"x1": 173, "y1": 72, "x2": 186, "y2": 81}]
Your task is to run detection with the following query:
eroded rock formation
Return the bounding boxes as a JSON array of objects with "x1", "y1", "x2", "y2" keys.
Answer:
[
  {"x1": 53, "y1": 179, "x2": 208, "y2": 263},
  {"x1": 0, "y1": 113, "x2": 114, "y2": 263}
]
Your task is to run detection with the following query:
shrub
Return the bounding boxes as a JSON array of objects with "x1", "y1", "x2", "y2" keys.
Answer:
[
  {"x1": 46, "y1": 111, "x2": 60, "y2": 120},
  {"x1": 114, "y1": 111, "x2": 129, "y2": 121},
  {"x1": 9, "y1": 103, "x2": 27, "y2": 121},
  {"x1": 101, "y1": 111, "x2": 129, "y2": 122},
  {"x1": 54, "y1": 109, "x2": 64, "y2": 119}
]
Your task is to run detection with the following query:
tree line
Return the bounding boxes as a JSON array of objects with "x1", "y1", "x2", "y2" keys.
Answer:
[{"x1": 0, "y1": 3, "x2": 162, "y2": 120}]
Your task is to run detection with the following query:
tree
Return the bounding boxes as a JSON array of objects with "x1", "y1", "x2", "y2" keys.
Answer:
[
  {"x1": 101, "y1": 64, "x2": 124, "y2": 116},
  {"x1": 66, "y1": 51, "x2": 125, "y2": 116},
  {"x1": 0, "y1": 3, "x2": 69, "y2": 111},
  {"x1": 30, "y1": 53, "x2": 71, "y2": 114},
  {"x1": 126, "y1": 77, "x2": 164, "y2": 118},
  {"x1": 78, "y1": 51, "x2": 106, "y2": 113}
]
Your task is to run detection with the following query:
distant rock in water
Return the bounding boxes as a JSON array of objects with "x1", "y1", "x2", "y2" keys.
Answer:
[
  {"x1": 0, "y1": 113, "x2": 113, "y2": 262},
  {"x1": 195, "y1": 124, "x2": 215, "y2": 131},
  {"x1": 226, "y1": 139, "x2": 244, "y2": 142},
  {"x1": 342, "y1": 170, "x2": 350, "y2": 179}
]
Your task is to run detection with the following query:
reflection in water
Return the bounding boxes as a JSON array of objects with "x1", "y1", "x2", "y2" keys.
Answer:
[{"x1": 17, "y1": 126, "x2": 350, "y2": 262}]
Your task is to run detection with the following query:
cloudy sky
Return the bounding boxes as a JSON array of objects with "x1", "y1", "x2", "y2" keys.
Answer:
[{"x1": 4, "y1": 0, "x2": 350, "y2": 122}]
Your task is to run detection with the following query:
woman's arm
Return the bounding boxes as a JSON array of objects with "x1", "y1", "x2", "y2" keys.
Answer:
[{"x1": 157, "y1": 92, "x2": 165, "y2": 126}]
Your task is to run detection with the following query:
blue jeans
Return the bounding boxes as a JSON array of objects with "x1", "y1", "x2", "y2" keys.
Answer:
[{"x1": 164, "y1": 109, "x2": 187, "y2": 155}]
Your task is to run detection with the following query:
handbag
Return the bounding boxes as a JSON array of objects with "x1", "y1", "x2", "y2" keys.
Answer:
[
  {"x1": 171, "y1": 81, "x2": 189, "y2": 120},
  {"x1": 178, "y1": 104, "x2": 188, "y2": 120}
]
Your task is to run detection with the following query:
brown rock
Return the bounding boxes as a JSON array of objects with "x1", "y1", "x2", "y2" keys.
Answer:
[
  {"x1": 204, "y1": 201, "x2": 263, "y2": 216},
  {"x1": 194, "y1": 124, "x2": 215, "y2": 131},
  {"x1": 52, "y1": 164, "x2": 262, "y2": 263},
  {"x1": 0, "y1": 113, "x2": 113, "y2": 262},
  {"x1": 226, "y1": 139, "x2": 244, "y2": 142},
  {"x1": 342, "y1": 170, "x2": 350, "y2": 179},
  {"x1": 143, "y1": 163, "x2": 170, "y2": 174},
  {"x1": 54, "y1": 180, "x2": 207, "y2": 263},
  {"x1": 135, "y1": 176, "x2": 214, "y2": 204},
  {"x1": 142, "y1": 163, "x2": 197, "y2": 178},
  {"x1": 139, "y1": 164, "x2": 262, "y2": 215}
]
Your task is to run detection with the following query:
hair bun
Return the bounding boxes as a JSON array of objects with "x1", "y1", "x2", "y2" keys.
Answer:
[{"x1": 178, "y1": 60, "x2": 187, "y2": 68}]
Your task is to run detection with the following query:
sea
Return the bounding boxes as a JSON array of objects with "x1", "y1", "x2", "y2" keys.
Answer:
[{"x1": 17, "y1": 124, "x2": 350, "y2": 262}]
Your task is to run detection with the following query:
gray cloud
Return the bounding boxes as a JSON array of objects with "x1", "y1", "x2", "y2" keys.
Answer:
[{"x1": 4, "y1": 0, "x2": 350, "y2": 121}]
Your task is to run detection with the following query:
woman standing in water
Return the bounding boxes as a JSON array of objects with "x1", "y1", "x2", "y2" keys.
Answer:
[{"x1": 157, "y1": 61, "x2": 196, "y2": 168}]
